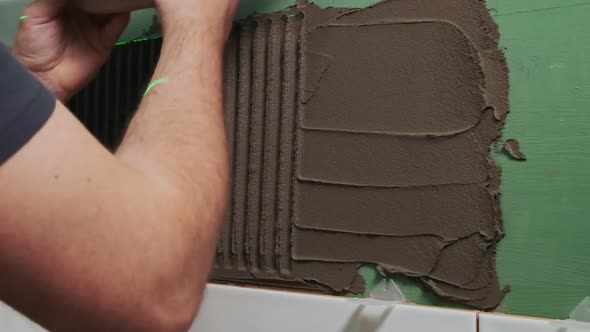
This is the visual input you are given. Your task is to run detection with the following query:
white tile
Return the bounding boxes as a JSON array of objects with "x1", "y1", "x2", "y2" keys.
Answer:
[
  {"x1": 0, "y1": 302, "x2": 47, "y2": 332},
  {"x1": 479, "y1": 313, "x2": 588, "y2": 332},
  {"x1": 190, "y1": 285, "x2": 361, "y2": 332},
  {"x1": 190, "y1": 284, "x2": 477, "y2": 332},
  {"x1": 382, "y1": 304, "x2": 476, "y2": 332}
]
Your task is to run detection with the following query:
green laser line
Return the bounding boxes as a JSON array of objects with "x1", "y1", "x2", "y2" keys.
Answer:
[
  {"x1": 144, "y1": 78, "x2": 169, "y2": 96},
  {"x1": 19, "y1": 15, "x2": 29, "y2": 20},
  {"x1": 115, "y1": 35, "x2": 162, "y2": 47}
]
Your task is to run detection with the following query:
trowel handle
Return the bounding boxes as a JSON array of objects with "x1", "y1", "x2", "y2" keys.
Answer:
[{"x1": 74, "y1": 0, "x2": 155, "y2": 13}]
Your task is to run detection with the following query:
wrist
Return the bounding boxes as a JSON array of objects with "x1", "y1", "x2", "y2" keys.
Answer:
[
  {"x1": 162, "y1": 22, "x2": 227, "y2": 52},
  {"x1": 31, "y1": 72, "x2": 72, "y2": 101},
  {"x1": 13, "y1": 58, "x2": 71, "y2": 101},
  {"x1": 12, "y1": 47, "x2": 74, "y2": 102},
  {"x1": 155, "y1": 2, "x2": 237, "y2": 45}
]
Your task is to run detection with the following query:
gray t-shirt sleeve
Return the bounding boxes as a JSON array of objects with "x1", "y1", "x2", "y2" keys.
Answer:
[{"x1": 0, "y1": 42, "x2": 55, "y2": 164}]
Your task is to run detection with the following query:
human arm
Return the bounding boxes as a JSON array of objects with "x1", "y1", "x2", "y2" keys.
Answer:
[
  {"x1": 0, "y1": 1, "x2": 237, "y2": 332},
  {"x1": 74, "y1": 0, "x2": 155, "y2": 13}
]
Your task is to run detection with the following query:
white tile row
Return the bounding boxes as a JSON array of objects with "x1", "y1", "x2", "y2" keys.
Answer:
[
  {"x1": 2, "y1": 284, "x2": 588, "y2": 332},
  {"x1": 191, "y1": 284, "x2": 475, "y2": 332},
  {"x1": 191, "y1": 284, "x2": 589, "y2": 332},
  {"x1": 480, "y1": 313, "x2": 588, "y2": 332}
]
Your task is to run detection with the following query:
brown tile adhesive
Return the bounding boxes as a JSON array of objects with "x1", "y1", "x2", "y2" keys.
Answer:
[
  {"x1": 504, "y1": 139, "x2": 527, "y2": 160},
  {"x1": 211, "y1": 0, "x2": 510, "y2": 310}
]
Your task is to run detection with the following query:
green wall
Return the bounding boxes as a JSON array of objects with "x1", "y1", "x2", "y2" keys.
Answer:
[
  {"x1": 2, "y1": 0, "x2": 588, "y2": 320},
  {"x1": 235, "y1": 0, "x2": 590, "y2": 319},
  {"x1": 487, "y1": 0, "x2": 590, "y2": 319}
]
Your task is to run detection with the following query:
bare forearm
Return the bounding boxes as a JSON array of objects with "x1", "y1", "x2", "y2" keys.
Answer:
[
  {"x1": 116, "y1": 18, "x2": 229, "y2": 279},
  {"x1": 119, "y1": 23, "x2": 228, "y2": 191},
  {"x1": 0, "y1": 3, "x2": 235, "y2": 332}
]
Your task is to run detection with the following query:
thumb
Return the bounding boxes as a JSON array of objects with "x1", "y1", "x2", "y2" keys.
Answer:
[{"x1": 100, "y1": 13, "x2": 131, "y2": 49}]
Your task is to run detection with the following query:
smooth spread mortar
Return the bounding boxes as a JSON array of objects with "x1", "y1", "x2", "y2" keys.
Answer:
[{"x1": 211, "y1": 0, "x2": 509, "y2": 310}]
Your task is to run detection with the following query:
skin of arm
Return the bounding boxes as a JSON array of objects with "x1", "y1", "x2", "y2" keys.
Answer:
[{"x1": 0, "y1": 1, "x2": 238, "y2": 331}]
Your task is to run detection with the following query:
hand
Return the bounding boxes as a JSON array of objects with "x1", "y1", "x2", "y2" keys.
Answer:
[
  {"x1": 12, "y1": 0, "x2": 130, "y2": 101},
  {"x1": 155, "y1": 0, "x2": 238, "y2": 43}
]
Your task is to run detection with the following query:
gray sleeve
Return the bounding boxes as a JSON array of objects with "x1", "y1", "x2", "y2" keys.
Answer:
[{"x1": 0, "y1": 42, "x2": 55, "y2": 164}]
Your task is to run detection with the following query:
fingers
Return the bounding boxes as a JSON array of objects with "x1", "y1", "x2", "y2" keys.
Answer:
[
  {"x1": 100, "y1": 14, "x2": 132, "y2": 49},
  {"x1": 75, "y1": 0, "x2": 154, "y2": 14},
  {"x1": 22, "y1": 0, "x2": 69, "y2": 20}
]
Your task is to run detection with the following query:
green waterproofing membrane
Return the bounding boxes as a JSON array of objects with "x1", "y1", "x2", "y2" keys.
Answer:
[
  {"x1": 236, "y1": 0, "x2": 590, "y2": 319},
  {"x1": 487, "y1": 0, "x2": 590, "y2": 319},
  {"x1": 112, "y1": 0, "x2": 590, "y2": 319}
]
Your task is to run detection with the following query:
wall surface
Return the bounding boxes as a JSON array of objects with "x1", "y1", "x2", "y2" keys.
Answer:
[
  {"x1": 318, "y1": 0, "x2": 590, "y2": 319},
  {"x1": 1, "y1": 0, "x2": 589, "y2": 320},
  {"x1": 0, "y1": 0, "x2": 23, "y2": 45},
  {"x1": 487, "y1": 0, "x2": 590, "y2": 319}
]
